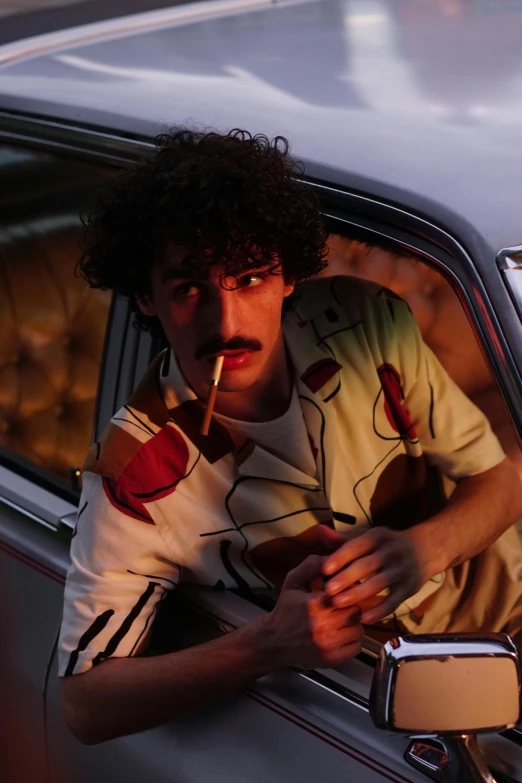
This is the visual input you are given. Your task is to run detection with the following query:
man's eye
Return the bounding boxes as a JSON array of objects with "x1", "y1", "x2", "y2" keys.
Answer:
[
  {"x1": 173, "y1": 283, "x2": 200, "y2": 299},
  {"x1": 238, "y1": 274, "x2": 264, "y2": 288}
]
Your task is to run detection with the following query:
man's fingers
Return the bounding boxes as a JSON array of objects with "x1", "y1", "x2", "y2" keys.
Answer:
[
  {"x1": 314, "y1": 622, "x2": 363, "y2": 651},
  {"x1": 310, "y1": 604, "x2": 362, "y2": 627},
  {"x1": 332, "y1": 568, "x2": 404, "y2": 609},
  {"x1": 323, "y1": 529, "x2": 383, "y2": 577},
  {"x1": 308, "y1": 591, "x2": 335, "y2": 618},
  {"x1": 332, "y1": 572, "x2": 391, "y2": 609},
  {"x1": 325, "y1": 553, "x2": 384, "y2": 597},
  {"x1": 283, "y1": 554, "x2": 325, "y2": 591},
  {"x1": 342, "y1": 605, "x2": 362, "y2": 627},
  {"x1": 361, "y1": 587, "x2": 407, "y2": 625}
]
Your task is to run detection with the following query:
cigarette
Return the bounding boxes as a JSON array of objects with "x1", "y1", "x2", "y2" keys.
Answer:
[{"x1": 200, "y1": 355, "x2": 224, "y2": 436}]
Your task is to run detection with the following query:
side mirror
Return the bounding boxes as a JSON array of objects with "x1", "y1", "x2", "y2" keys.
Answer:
[{"x1": 369, "y1": 633, "x2": 521, "y2": 783}]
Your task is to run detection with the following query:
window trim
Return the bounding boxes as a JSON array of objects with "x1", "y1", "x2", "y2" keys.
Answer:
[
  {"x1": 0, "y1": 446, "x2": 79, "y2": 505},
  {"x1": 0, "y1": 108, "x2": 153, "y2": 166},
  {"x1": 0, "y1": 492, "x2": 56, "y2": 531},
  {"x1": 94, "y1": 293, "x2": 134, "y2": 440}
]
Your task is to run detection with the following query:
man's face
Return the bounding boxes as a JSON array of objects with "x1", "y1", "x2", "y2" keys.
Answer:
[{"x1": 138, "y1": 245, "x2": 295, "y2": 399}]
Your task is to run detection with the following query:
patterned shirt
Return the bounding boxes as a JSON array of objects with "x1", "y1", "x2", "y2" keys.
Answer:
[{"x1": 58, "y1": 277, "x2": 505, "y2": 676}]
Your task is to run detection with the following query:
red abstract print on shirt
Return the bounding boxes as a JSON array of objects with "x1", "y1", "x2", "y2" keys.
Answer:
[
  {"x1": 377, "y1": 363, "x2": 417, "y2": 440},
  {"x1": 104, "y1": 424, "x2": 190, "y2": 523},
  {"x1": 301, "y1": 358, "x2": 342, "y2": 393}
]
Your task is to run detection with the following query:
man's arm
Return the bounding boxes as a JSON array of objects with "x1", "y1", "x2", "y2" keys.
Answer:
[
  {"x1": 323, "y1": 456, "x2": 522, "y2": 624},
  {"x1": 407, "y1": 456, "x2": 522, "y2": 576},
  {"x1": 61, "y1": 616, "x2": 273, "y2": 745},
  {"x1": 60, "y1": 555, "x2": 363, "y2": 744}
]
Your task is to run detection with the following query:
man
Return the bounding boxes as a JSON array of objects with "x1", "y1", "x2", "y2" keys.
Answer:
[{"x1": 59, "y1": 128, "x2": 522, "y2": 744}]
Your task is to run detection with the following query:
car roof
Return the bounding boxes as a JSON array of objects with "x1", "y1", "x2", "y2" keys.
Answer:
[
  {"x1": 0, "y1": 0, "x2": 177, "y2": 47},
  {"x1": 1, "y1": 0, "x2": 522, "y2": 256}
]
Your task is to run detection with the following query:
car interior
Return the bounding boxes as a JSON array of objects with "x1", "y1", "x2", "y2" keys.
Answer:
[{"x1": 0, "y1": 147, "x2": 111, "y2": 485}]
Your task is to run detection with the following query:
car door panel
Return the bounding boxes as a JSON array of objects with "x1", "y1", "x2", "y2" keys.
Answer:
[
  {"x1": 40, "y1": 535, "x2": 419, "y2": 783},
  {"x1": 0, "y1": 503, "x2": 69, "y2": 783},
  {"x1": 44, "y1": 590, "x2": 424, "y2": 783}
]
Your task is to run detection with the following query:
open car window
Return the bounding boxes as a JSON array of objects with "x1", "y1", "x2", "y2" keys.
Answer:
[{"x1": 0, "y1": 144, "x2": 112, "y2": 498}]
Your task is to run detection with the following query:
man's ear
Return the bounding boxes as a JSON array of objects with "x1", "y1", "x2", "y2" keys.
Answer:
[
  {"x1": 283, "y1": 279, "x2": 296, "y2": 298},
  {"x1": 136, "y1": 294, "x2": 157, "y2": 317}
]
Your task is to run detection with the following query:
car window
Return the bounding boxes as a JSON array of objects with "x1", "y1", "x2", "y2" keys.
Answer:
[
  {"x1": 322, "y1": 233, "x2": 522, "y2": 647},
  {"x1": 0, "y1": 144, "x2": 111, "y2": 492}
]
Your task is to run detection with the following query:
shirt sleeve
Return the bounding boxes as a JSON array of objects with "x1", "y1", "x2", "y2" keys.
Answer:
[
  {"x1": 58, "y1": 471, "x2": 180, "y2": 677},
  {"x1": 392, "y1": 296, "x2": 506, "y2": 480}
]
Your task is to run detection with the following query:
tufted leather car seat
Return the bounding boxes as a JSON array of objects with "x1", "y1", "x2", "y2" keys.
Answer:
[
  {"x1": 323, "y1": 236, "x2": 522, "y2": 476},
  {"x1": 0, "y1": 148, "x2": 111, "y2": 483}
]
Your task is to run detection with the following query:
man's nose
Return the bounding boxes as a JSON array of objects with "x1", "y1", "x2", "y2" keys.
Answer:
[{"x1": 209, "y1": 288, "x2": 241, "y2": 338}]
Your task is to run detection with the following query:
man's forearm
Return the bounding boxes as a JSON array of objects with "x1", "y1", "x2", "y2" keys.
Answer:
[
  {"x1": 61, "y1": 614, "x2": 277, "y2": 745},
  {"x1": 406, "y1": 457, "x2": 522, "y2": 581}
]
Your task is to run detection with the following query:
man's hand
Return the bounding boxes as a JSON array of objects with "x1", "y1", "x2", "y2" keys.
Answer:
[
  {"x1": 322, "y1": 527, "x2": 426, "y2": 625},
  {"x1": 263, "y1": 555, "x2": 363, "y2": 669}
]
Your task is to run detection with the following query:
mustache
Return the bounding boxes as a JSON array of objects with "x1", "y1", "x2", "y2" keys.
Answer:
[{"x1": 195, "y1": 335, "x2": 263, "y2": 361}]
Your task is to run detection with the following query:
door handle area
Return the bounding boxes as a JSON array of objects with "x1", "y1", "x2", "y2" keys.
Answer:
[{"x1": 405, "y1": 739, "x2": 448, "y2": 782}]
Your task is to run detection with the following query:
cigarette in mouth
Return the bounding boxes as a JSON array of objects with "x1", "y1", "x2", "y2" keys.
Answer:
[{"x1": 200, "y1": 355, "x2": 224, "y2": 436}]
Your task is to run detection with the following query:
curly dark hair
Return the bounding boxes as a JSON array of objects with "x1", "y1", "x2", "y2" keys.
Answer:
[{"x1": 78, "y1": 128, "x2": 328, "y2": 334}]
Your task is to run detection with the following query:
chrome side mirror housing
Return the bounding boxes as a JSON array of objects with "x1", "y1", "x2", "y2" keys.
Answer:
[
  {"x1": 369, "y1": 633, "x2": 521, "y2": 783},
  {"x1": 370, "y1": 633, "x2": 520, "y2": 734}
]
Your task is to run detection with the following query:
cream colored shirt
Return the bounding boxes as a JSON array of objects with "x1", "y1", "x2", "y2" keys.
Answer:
[{"x1": 58, "y1": 277, "x2": 507, "y2": 676}]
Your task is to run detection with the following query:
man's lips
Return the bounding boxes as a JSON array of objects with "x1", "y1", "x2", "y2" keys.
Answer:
[{"x1": 207, "y1": 350, "x2": 253, "y2": 371}]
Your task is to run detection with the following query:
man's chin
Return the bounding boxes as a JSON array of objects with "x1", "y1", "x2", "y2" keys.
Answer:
[{"x1": 216, "y1": 372, "x2": 259, "y2": 394}]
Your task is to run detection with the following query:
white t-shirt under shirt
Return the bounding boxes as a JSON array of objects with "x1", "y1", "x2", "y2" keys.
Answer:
[{"x1": 214, "y1": 385, "x2": 318, "y2": 479}]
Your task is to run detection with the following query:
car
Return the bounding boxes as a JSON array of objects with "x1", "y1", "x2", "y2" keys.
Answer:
[{"x1": 2, "y1": 1, "x2": 522, "y2": 781}]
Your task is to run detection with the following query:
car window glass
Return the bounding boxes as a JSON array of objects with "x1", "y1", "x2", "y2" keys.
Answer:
[{"x1": 0, "y1": 145, "x2": 111, "y2": 492}]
